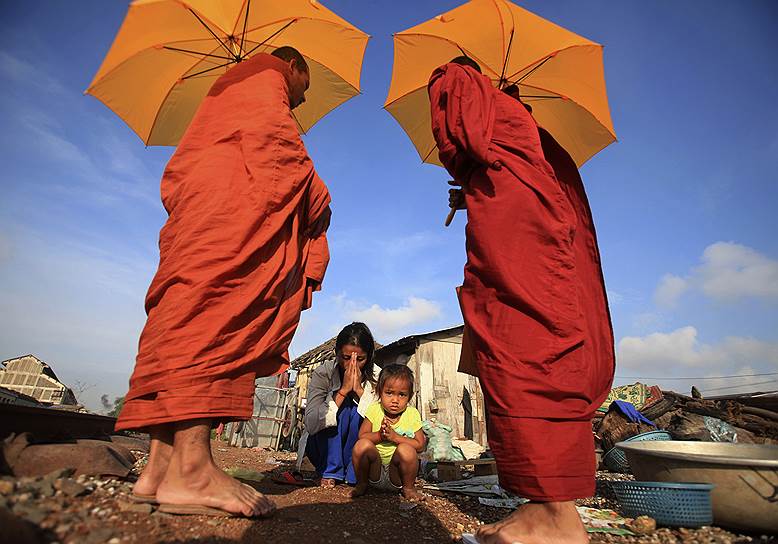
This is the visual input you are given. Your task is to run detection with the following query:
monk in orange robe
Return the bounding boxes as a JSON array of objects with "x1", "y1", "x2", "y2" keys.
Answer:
[
  {"x1": 429, "y1": 57, "x2": 614, "y2": 543},
  {"x1": 116, "y1": 47, "x2": 331, "y2": 517}
]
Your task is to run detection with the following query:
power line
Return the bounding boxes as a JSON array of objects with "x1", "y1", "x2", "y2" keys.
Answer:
[
  {"x1": 700, "y1": 379, "x2": 778, "y2": 393},
  {"x1": 615, "y1": 372, "x2": 778, "y2": 381}
]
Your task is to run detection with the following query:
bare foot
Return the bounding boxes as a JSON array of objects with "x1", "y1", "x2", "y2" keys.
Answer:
[
  {"x1": 156, "y1": 461, "x2": 275, "y2": 517},
  {"x1": 320, "y1": 478, "x2": 336, "y2": 488},
  {"x1": 475, "y1": 501, "x2": 588, "y2": 544},
  {"x1": 401, "y1": 486, "x2": 425, "y2": 502},
  {"x1": 133, "y1": 428, "x2": 172, "y2": 497},
  {"x1": 350, "y1": 482, "x2": 368, "y2": 498}
]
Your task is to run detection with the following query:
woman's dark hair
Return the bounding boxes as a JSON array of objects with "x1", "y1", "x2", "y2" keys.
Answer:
[
  {"x1": 335, "y1": 322, "x2": 376, "y2": 385},
  {"x1": 377, "y1": 364, "x2": 415, "y2": 396}
]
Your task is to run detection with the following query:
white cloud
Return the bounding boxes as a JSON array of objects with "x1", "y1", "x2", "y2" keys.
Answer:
[
  {"x1": 351, "y1": 297, "x2": 442, "y2": 338},
  {"x1": 617, "y1": 326, "x2": 778, "y2": 373},
  {"x1": 0, "y1": 50, "x2": 68, "y2": 96},
  {"x1": 653, "y1": 242, "x2": 778, "y2": 306},
  {"x1": 697, "y1": 242, "x2": 778, "y2": 300},
  {"x1": 654, "y1": 274, "x2": 688, "y2": 308},
  {"x1": 291, "y1": 293, "x2": 449, "y2": 358}
]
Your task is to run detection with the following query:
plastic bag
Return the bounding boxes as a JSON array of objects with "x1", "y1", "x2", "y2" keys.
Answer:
[{"x1": 422, "y1": 420, "x2": 465, "y2": 461}]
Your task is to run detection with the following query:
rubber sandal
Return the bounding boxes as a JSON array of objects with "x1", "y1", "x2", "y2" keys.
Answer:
[
  {"x1": 157, "y1": 504, "x2": 240, "y2": 517},
  {"x1": 272, "y1": 471, "x2": 315, "y2": 487},
  {"x1": 129, "y1": 493, "x2": 158, "y2": 505}
]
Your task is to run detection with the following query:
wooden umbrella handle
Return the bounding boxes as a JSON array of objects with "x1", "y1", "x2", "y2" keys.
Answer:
[{"x1": 444, "y1": 207, "x2": 457, "y2": 227}]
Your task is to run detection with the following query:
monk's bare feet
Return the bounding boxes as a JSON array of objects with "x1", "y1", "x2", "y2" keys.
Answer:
[
  {"x1": 401, "y1": 486, "x2": 425, "y2": 502},
  {"x1": 350, "y1": 482, "x2": 368, "y2": 498},
  {"x1": 475, "y1": 501, "x2": 588, "y2": 544},
  {"x1": 156, "y1": 460, "x2": 274, "y2": 517},
  {"x1": 133, "y1": 426, "x2": 173, "y2": 497},
  {"x1": 155, "y1": 420, "x2": 274, "y2": 517}
]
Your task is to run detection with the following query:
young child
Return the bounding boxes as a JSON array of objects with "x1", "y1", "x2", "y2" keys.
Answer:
[{"x1": 350, "y1": 364, "x2": 426, "y2": 500}]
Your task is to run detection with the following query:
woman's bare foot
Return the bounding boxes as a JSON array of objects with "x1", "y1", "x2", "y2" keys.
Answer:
[
  {"x1": 401, "y1": 486, "x2": 425, "y2": 502},
  {"x1": 155, "y1": 420, "x2": 275, "y2": 517},
  {"x1": 350, "y1": 482, "x2": 368, "y2": 498},
  {"x1": 475, "y1": 501, "x2": 588, "y2": 544},
  {"x1": 320, "y1": 478, "x2": 336, "y2": 488}
]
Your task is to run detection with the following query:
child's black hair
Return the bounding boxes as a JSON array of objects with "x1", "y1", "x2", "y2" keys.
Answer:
[{"x1": 377, "y1": 364, "x2": 415, "y2": 396}]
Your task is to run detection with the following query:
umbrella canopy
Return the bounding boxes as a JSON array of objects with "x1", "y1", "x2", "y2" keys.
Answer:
[
  {"x1": 385, "y1": 0, "x2": 616, "y2": 167},
  {"x1": 87, "y1": 0, "x2": 369, "y2": 145}
]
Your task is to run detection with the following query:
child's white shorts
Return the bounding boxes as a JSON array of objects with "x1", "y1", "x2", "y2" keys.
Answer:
[{"x1": 369, "y1": 464, "x2": 402, "y2": 492}]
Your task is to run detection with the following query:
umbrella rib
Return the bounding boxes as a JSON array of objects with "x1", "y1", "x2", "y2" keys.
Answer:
[
  {"x1": 498, "y1": 29, "x2": 515, "y2": 89},
  {"x1": 422, "y1": 143, "x2": 438, "y2": 163},
  {"x1": 239, "y1": 0, "x2": 251, "y2": 58},
  {"x1": 243, "y1": 19, "x2": 296, "y2": 58},
  {"x1": 163, "y1": 45, "x2": 235, "y2": 62},
  {"x1": 515, "y1": 54, "x2": 554, "y2": 84},
  {"x1": 182, "y1": 60, "x2": 236, "y2": 80},
  {"x1": 188, "y1": 8, "x2": 236, "y2": 60}
]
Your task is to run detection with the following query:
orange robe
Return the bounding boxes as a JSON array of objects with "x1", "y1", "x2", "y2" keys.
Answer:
[
  {"x1": 116, "y1": 54, "x2": 330, "y2": 431},
  {"x1": 429, "y1": 64, "x2": 614, "y2": 501}
]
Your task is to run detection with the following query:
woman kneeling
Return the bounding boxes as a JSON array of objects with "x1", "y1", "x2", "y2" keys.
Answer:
[{"x1": 303, "y1": 323, "x2": 378, "y2": 486}]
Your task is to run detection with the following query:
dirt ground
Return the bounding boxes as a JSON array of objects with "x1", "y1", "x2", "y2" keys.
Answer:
[{"x1": 1, "y1": 440, "x2": 775, "y2": 544}]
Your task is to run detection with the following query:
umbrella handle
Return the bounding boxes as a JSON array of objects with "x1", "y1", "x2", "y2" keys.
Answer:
[{"x1": 444, "y1": 207, "x2": 457, "y2": 227}]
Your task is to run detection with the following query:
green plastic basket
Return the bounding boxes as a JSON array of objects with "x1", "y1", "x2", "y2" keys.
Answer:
[{"x1": 604, "y1": 430, "x2": 672, "y2": 473}]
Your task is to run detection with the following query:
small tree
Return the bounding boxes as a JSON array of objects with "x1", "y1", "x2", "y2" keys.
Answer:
[{"x1": 108, "y1": 396, "x2": 125, "y2": 418}]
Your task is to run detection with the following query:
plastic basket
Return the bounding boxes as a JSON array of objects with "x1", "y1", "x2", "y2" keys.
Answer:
[
  {"x1": 611, "y1": 481, "x2": 714, "y2": 528},
  {"x1": 603, "y1": 430, "x2": 672, "y2": 473}
]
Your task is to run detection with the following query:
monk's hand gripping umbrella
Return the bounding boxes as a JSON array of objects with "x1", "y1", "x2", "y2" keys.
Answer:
[{"x1": 383, "y1": 0, "x2": 617, "y2": 226}]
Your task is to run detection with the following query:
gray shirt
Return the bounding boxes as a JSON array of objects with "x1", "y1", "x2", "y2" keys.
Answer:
[{"x1": 303, "y1": 359, "x2": 378, "y2": 435}]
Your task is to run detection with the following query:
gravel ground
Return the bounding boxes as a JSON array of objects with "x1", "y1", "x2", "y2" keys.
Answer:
[{"x1": 1, "y1": 440, "x2": 775, "y2": 544}]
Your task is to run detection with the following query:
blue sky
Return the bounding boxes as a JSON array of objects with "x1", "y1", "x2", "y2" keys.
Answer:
[{"x1": 1, "y1": 1, "x2": 777, "y2": 412}]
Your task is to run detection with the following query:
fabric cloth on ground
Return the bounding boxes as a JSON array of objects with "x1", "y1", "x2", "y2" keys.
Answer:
[
  {"x1": 428, "y1": 63, "x2": 614, "y2": 501},
  {"x1": 609, "y1": 400, "x2": 655, "y2": 427},
  {"x1": 305, "y1": 399, "x2": 362, "y2": 484},
  {"x1": 116, "y1": 53, "x2": 330, "y2": 431},
  {"x1": 365, "y1": 402, "x2": 423, "y2": 465},
  {"x1": 303, "y1": 359, "x2": 378, "y2": 436},
  {"x1": 598, "y1": 383, "x2": 657, "y2": 413}
]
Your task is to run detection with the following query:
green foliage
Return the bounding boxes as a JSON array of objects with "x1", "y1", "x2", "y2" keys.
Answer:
[{"x1": 108, "y1": 396, "x2": 125, "y2": 418}]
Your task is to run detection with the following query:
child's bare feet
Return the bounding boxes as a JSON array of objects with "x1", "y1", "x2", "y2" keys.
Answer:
[
  {"x1": 401, "y1": 486, "x2": 425, "y2": 501},
  {"x1": 350, "y1": 482, "x2": 369, "y2": 498}
]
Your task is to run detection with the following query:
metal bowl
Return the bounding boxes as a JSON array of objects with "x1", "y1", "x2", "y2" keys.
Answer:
[{"x1": 616, "y1": 440, "x2": 778, "y2": 534}]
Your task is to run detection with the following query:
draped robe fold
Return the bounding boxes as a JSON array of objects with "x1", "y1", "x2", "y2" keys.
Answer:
[
  {"x1": 428, "y1": 63, "x2": 614, "y2": 501},
  {"x1": 116, "y1": 54, "x2": 330, "y2": 431}
]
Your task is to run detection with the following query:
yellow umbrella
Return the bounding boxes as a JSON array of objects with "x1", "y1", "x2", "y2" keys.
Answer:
[
  {"x1": 87, "y1": 0, "x2": 369, "y2": 145},
  {"x1": 385, "y1": 0, "x2": 616, "y2": 168}
]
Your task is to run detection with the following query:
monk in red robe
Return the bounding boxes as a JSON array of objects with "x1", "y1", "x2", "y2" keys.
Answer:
[
  {"x1": 429, "y1": 57, "x2": 614, "y2": 543},
  {"x1": 116, "y1": 47, "x2": 331, "y2": 517}
]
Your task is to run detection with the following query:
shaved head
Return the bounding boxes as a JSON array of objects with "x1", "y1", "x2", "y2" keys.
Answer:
[
  {"x1": 271, "y1": 46, "x2": 309, "y2": 74},
  {"x1": 449, "y1": 55, "x2": 482, "y2": 74}
]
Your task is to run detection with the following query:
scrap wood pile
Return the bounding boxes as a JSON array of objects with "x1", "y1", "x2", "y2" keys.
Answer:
[{"x1": 596, "y1": 384, "x2": 778, "y2": 454}]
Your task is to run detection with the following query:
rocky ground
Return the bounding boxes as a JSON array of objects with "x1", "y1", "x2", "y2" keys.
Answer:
[{"x1": 1, "y1": 440, "x2": 775, "y2": 544}]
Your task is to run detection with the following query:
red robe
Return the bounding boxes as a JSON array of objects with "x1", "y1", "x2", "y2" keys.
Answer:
[
  {"x1": 116, "y1": 54, "x2": 330, "y2": 432},
  {"x1": 429, "y1": 63, "x2": 614, "y2": 501}
]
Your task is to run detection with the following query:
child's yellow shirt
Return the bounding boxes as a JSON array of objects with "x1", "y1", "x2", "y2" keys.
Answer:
[{"x1": 365, "y1": 401, "x2": 423, "y2": 465}]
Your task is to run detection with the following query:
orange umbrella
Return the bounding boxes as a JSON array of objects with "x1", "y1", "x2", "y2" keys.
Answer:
[
  {"x1": 385, "y1": 0, "x2": 616, "y2": 169},
  {"x1": 87, "y1": 0, "x2": 369, "y2": 145}
]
